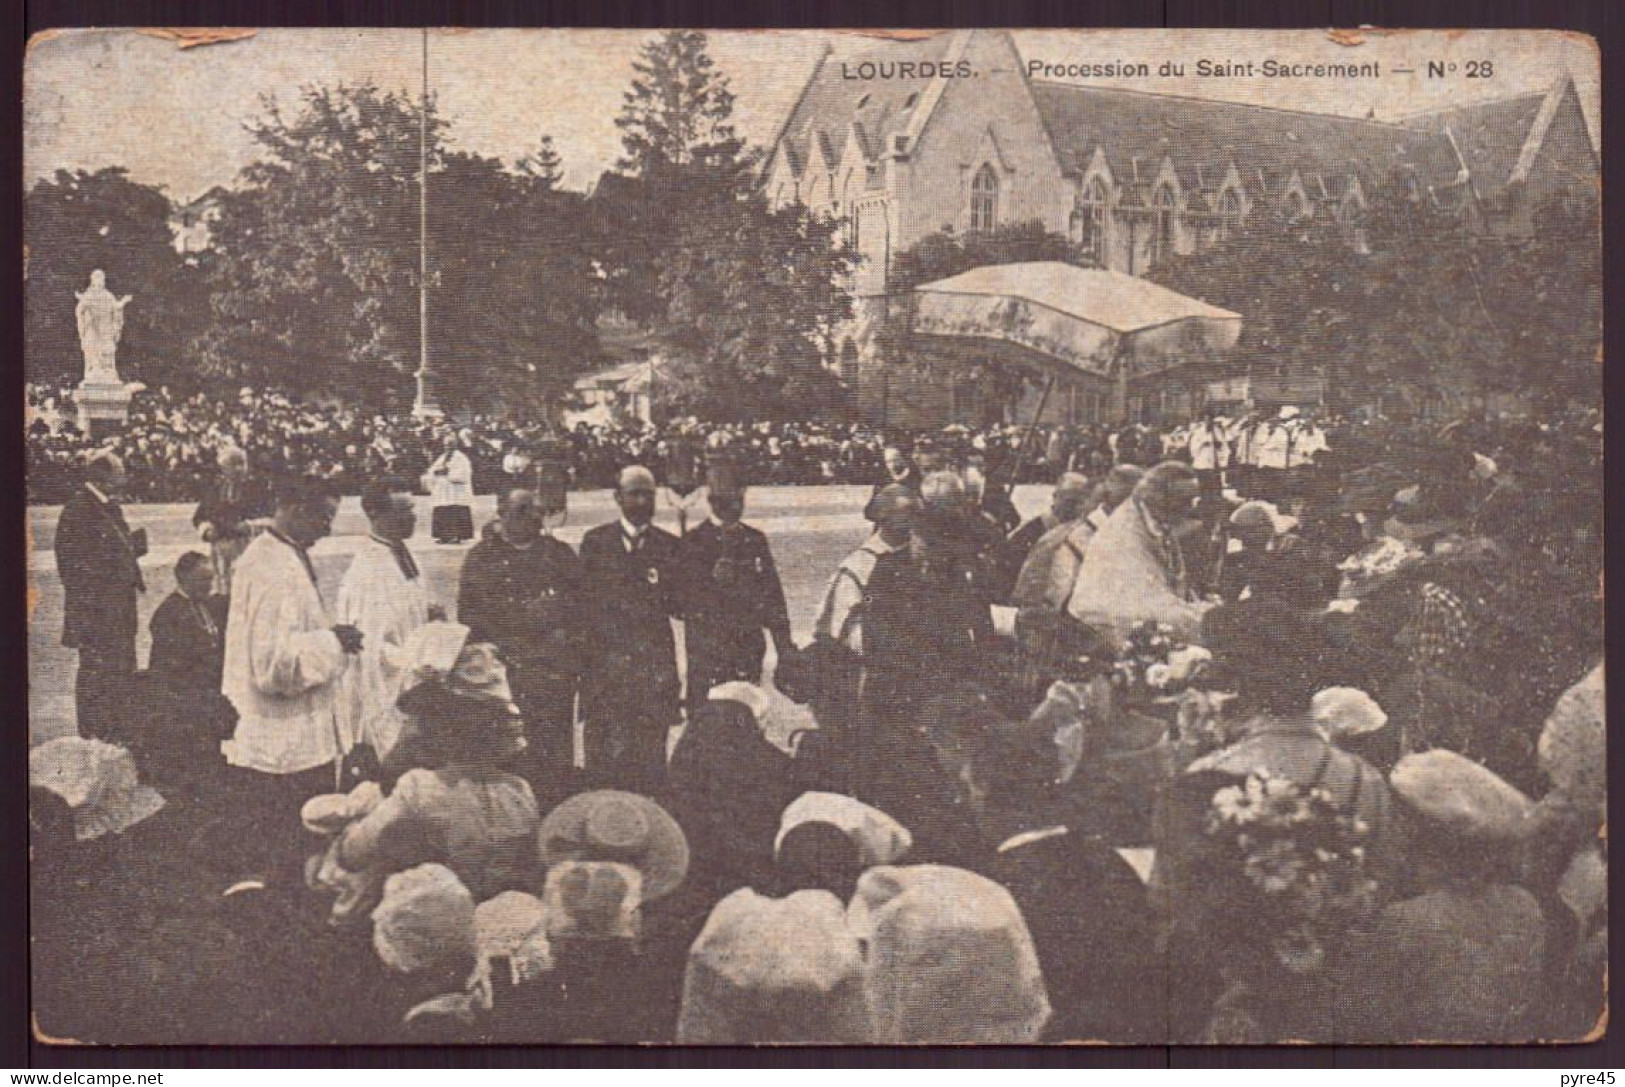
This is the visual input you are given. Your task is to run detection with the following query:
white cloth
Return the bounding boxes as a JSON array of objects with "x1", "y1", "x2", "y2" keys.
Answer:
[
  {"x1": 849, "y1": 865, "x2": 1050, "y2": 1043},
  {"x1": 222, "y1": 532, "x2": 349, "y2": 775},
  {"x1": 335, "y1": 537, "x2": 431, "y2": 756},
  {"x1": 813, "y1": 534, "x2": 895, "y2": 654},
  {"x1": 428, "y1": 450, "x2": 473, "y2": 507},
  {"x1": 776, "y1": 792, "x2": 913, "y2": 867},
  {"x1": 678, "y1": 889, "x2": 870, "y2": 1044}
]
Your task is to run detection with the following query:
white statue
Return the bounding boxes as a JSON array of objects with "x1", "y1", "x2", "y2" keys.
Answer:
[{"x1": 75, "y1": 270, "x2": 131, "y2": 385}]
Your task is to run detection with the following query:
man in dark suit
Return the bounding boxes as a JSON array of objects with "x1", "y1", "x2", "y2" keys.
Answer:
[
  {"x1": 678, "y1": 460, "x2": 792, "y2": 717},
  {"x1": 56, "y1": 452, "x2": 147, "y2": 744},
  {"x1": 143, "y1": 551, "x2": 234, "y2": 795},
  {"x1": 578, "y1": 465, "x2": 685, "y2": 792}
]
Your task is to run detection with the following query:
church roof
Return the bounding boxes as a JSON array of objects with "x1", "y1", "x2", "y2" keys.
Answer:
[
  {"x1": 773, "y1": 34, "x2": 953, "y2": 178},
  {"x1": 1029, "y1": 81, "x2": 1466, "y2": 198},
  {"x1": 1401, "y1": 90, "x2": 1549, "y2": 188}
]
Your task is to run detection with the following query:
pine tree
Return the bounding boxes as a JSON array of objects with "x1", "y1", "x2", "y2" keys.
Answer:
[
  {"x1": 613, "y1": 30, "x2": 742, "y2": 178},
  {"x1": 518, "y1": 134, "x2": 564, "y2": 190}
]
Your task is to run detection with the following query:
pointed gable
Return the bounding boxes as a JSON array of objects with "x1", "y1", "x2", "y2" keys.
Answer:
[{"x1": 769, "y1": 32, "x2": 957, "y2": 182}]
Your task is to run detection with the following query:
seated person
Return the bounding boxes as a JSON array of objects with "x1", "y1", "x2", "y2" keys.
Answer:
[{"x1": 311, "y1": 623, "x2": 539, "y2": 920}]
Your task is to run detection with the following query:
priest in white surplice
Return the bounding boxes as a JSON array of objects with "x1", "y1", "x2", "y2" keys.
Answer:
[
  {"x1": 221, "y1": 476, "x2": 362, "y2": 890},
  {"x1": 335, "y1": 480, "x2": 435, "y2": 762}
]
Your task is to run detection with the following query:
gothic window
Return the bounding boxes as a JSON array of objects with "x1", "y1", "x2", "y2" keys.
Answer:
[
  {"x1": 1072, "y1": 175, "x2": 1109, "y2": 255},
  {"x1": 1286, "y1": 188, "x2": 1310, "y2": 223},
  {"x1": 1339, "y1": 194, "x2": 1371, "y2": 255},
  {"x1": 1218, "y1": 187, "x2": 1243, "y2": 240},
  {"x1": 970, "y1": 164, "x2": 999, "y2": 234},
  {"x1": 1150, "y1": 183, "x2": 1177, "y2": 264}
]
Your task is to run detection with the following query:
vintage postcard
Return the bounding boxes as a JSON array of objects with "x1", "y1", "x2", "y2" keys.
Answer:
[{"x1": 25, "y1": 27, "x2": 1602, "y2": 1045}]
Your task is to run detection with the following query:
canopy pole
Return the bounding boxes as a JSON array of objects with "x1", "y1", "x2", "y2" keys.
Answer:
[{"x1": 1000, "y1": 369, "x2": 1057, "y2": 494}]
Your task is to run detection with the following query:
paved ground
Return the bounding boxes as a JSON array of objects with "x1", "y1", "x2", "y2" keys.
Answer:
[{"x1": 28, "y1": 485, "x2": 1051, "y2": 746}]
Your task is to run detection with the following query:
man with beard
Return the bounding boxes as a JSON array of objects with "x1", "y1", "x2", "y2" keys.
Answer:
[
  {"x1": 458, "y1": 485, "x2": 582, "y2": 801},
  {"x1": 578, "y1": 466, "x2": 685, "y2": 792},
  {"x1": 678, "y1": 458, "x2": 792, "y2": 717}
]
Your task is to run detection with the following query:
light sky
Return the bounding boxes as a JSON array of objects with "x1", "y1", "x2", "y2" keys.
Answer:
[{"x1": 25, "y1": 27, "x2": 1600, "y2": 203}]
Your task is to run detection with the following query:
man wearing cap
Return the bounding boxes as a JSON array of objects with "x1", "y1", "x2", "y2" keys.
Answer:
[
  {"x1": 459, "y1": 484, "x2": 582, "y2": 794},
  {"x1": 1335, "y1": 750, "x2": 1547, "y2": 1042},
  {"x1": 221, "y1": 475, "x2": 363, "y2": 887},
  {"x1": 678, "y1": 458, "x2": 792, "y2": 717},
  {"x1": 1066, "y1": 462, "x2": 1210, "y2": 645},
  {"x1": 335, "y1": 479, "x2": 435, "y2": 765},
  {"x1": 579, "y1": 466, "x2": 685, "y2": 791},
  {"x1": 56, "y1": 451, "x2": 147, "y2": 744}
]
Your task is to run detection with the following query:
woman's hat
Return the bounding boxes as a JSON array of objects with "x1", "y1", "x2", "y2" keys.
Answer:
[
  {"x1": 370, "y1": 863, "x2": 478, "y2": 975},
  {"x1": 775, "y1": 792, "x2": 912, "y2": 868},
  {"x1": 677, "y1": 888, "x2": 870, "y2": 1044},
  {"x1": 538, "y1": 791, "x2": 689, "y2": 902},
  {"x1": 848, "y1": 865, "x2": 1051, "y2": 1043},
  {"x1": 1389, "y1": 750, "x2": 1533, "y2": 844},
  {"x1": 29, "y1": 737, "x2": 164, "y2": 841},
  {"x1": 541, "y1": 860, "x2": 643, "y2": 942}
]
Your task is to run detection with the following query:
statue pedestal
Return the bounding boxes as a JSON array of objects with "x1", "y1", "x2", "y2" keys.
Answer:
[{"x1": 75, "y1": 380, "x2": 133, "y2": 440}]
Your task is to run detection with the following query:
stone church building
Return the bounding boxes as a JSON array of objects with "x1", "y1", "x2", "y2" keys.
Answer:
[{"x1": 763, "y1": 30, "x2": 1597, "y2": 427}]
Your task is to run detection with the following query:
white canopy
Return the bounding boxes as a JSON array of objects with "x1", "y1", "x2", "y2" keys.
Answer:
[{"x1": 911, "y1": 262, "x2": 1242, "y2": 379}]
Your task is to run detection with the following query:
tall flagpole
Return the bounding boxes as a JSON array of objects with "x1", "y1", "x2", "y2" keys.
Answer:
[{"x1": 413, "y1": 27, "x2": 441, "y2": 419}]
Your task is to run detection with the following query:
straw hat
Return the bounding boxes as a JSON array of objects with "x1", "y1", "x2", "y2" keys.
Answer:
[
  {"x1": 677, "y1": 888, "x2": 871, "y2": 1044},
  {"x1": 29, "y1": 737, "x2": 164, "y2": 841},
  {"x1": 538, "y1": 791, "x2": 689, "y2": 902}
]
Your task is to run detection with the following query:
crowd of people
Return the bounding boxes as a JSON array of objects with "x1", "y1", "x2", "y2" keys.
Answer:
[{"x1": 31, "y1": 384, "x2": 1605, "y2": 1045}]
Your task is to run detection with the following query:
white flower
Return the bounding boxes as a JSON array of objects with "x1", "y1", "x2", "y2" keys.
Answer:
[{"x1": 1145, "y1": 663, "x2": 1174, "y2": 690}]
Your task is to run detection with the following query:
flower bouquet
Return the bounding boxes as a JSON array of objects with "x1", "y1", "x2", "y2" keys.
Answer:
[
  {"x1": 1203, "y1": 771, "x2": 1381, "y2": 977},
  {"x1": 1335, "y1": 535, "x2": 1425, "y2": 600}
]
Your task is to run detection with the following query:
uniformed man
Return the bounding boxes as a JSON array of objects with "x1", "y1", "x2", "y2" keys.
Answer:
[
  {"x1": 678, "y1": 454, "x2": 793, "y2": 717},
  {"x1": 458, "y1": 483, "x2": 582, "y2": 798}
]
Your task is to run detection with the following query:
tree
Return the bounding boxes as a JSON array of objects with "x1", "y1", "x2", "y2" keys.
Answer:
[
  {"x1": 194, "y1": 83, "x2": 428, "y2": 408},
  {"x1": 198, "y1": 83, "x2": 604, "y2": 413},
  {"x1": 25, "y1": 168, "x2": 206, "y2": 390},
  {"x1": 1147, "y1": 176, "x2": 1600, "y2": 414},
  {"x1": 517, "y1": 134, "x2": 564, "y2": 190},
  {"x1": 596, "y1": 31, "x2": 855, "y2": 420},
  {"x1": 614, "y1": 30, "x2": 743, "y2": 179},
  {"x1": 889, "y1": 220, "x2": 1088, "y2": 292}
]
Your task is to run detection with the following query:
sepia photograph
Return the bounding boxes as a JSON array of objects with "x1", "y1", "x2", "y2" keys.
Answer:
[{"x1": 23, "y1": 26, "x2": 1603, "y2": 1047}]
